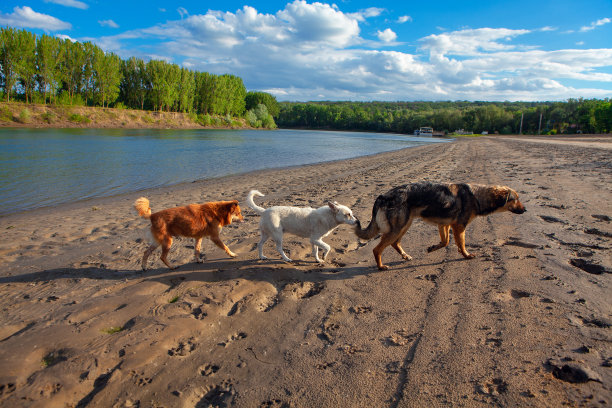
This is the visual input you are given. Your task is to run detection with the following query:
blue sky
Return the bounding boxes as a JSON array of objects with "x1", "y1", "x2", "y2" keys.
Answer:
[{"x1": 2, "y1": 0, "x2": 611, "y2": 101}]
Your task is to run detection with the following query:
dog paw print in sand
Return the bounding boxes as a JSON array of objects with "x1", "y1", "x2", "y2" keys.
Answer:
[
  {"x1": 199, "y1": 363, "x2": 220, "y2": 377},
  {"x1": 168, "y1": 338, "x2": 196, "y2": 357},
  {"x1": 218, "y1": 332, "x2": 247, "y2": 347},
  {"x1": 282, "y1": 281, "x2": 325, "y2": 300},
  {"x1": 383, "y1": 329, "x2": 418, "y2": 347},
  {"x1": 260, "y1": 399, "x2": 290, "y2": 408},
  {"x1": 477, "y1": 377, "x2": 508, "y2": 396},
  {"x1": 349, "y1": 305, "x2": 373, "y2": 315},
  {"x1": 196, "y1": 380, "x2": 235, "y2": 407},
  {"x1": 130, "y1": 370, "x2": 153, "y2": 387}
]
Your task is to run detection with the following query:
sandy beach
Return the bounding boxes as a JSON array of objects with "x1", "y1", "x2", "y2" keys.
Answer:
[{"x1": 0, "y1": 135, "x2": 610, "y2": 407}]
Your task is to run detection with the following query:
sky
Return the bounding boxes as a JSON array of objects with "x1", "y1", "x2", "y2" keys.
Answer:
[{"x1": 1, "y1": 0, "x2": 611, "y2": 102}]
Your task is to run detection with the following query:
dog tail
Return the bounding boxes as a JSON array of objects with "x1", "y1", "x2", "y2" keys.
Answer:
[
  {"x1": 353, "y1": 197, "x2": 382, "y2": 240},
  {"x1": 246, "y1": 190, "x2": 266, "y2": 215},
  {"x1": 134, "y1": 197, "x2": 152, "y2": 219}
]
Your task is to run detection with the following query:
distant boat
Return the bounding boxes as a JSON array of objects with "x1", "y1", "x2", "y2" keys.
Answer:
[{"x1": 414, "y1": 126, "x2": 433, "y2": 136}]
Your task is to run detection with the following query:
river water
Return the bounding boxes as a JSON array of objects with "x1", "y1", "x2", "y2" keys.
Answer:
[{"x1": 0, "y1": 128, "x2": 450, "y2": 215}]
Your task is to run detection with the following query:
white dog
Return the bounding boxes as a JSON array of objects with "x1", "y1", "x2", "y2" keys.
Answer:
[{"x1": 246, "y1": 190, "x2": 357, "y2": 263}]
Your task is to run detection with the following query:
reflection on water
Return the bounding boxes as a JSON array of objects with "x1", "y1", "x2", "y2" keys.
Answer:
[{"x1": 0, "y1": 128, "x2": 449, "y2": 214}]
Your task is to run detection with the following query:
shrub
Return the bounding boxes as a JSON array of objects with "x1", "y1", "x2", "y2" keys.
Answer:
[
  {"x1": 68, "y1": 113, "x2": 91, "y2": 124},
  {"x1": 18, "y1": 108, "x2": 31, "y2": 124},
  {"x1": 198, "y1": 114, "x2": 212, "y2": 126},
  {"x1": 41, "y1": 111, "x2": 55, "y2": 124},
  {"x1": 0, "y1": 106, "x2": 12, "y2": 122},
  {"x1": 246, "y1": 110, "x2": 258, "y2": 127}
]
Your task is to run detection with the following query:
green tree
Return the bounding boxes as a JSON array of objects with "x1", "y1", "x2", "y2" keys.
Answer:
[
  {"x1": 245, "y1": 91, "x2": 279, "y2": 118},
  {"x1": 92, "y1": 48, "x2": 122, "y2": 107},
  {"x1": 176, "y1": 67, "x2": 195, "y2": 113},
  {"x1": 15, "y1": 29, "x2": 37, "y2": 103},
  {"x1": 62, "y1": 39, "x2": 87, "y2": 104},
  {"x1": 0, "y1": 27, "x2": 19, "y2": 101},
  {"x1": 36, "y1": 34, "x2": 64, "y2": 104}
]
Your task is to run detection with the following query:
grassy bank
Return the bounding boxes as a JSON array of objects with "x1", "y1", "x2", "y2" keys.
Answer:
[{"x1": 0, "y1": 102, "x2": 251, "y2": 129}]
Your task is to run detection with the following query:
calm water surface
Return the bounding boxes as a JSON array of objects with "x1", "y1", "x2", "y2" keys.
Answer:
[{"x1": 0, "y1": 128, "x2": 449, "y2": 215}]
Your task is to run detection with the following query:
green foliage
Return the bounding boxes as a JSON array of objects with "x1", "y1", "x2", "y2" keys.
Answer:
[
  {"x1": 246, "y1": 103, "x2": 277, "y2": 129},
  {"x1": 18, "y1": 108, "x2": 30, "y2": 123},
  {"x1": 68, "y1": 113, "x2": 91, "y2": 124},
  {"x1": 169, "y1": 296, "x2": 179, "y2": 303},
  {"x1": 246, "y1": 91, "x2": 280, "y2": 118},
  {"x1": 197, "y1": 113, "x2": 212, "y2": 126},
  {"x1": 246, "y1": 110, "x2": 258, "y2": 127},
  {"x1": 277, "y1": 100, "x2": 612, "y2": 135},
  {"x1": 41, "y1": 111, "x2": 55, "y2": 123},
  {"x1": 0, "y1": 106, "x2": 12, "y2": 122}
]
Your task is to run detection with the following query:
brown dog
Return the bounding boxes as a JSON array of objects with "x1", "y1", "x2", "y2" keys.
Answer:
[
  {"x1": 134, "y1": 197, "x2": 244, "y2": 270},
  {"x1": 354, "y1": 182, "x2": 526, "y2": 270}
]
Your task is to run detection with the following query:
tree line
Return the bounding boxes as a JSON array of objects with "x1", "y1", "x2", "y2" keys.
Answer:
[
  {"x1": 0, "y1": 27, "x2": 279, "y2": 127},
  {"x1": 278, "y1": 99, "x2": 612, "y2": 135}
]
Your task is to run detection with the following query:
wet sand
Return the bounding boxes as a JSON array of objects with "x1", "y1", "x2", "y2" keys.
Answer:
[{"x1": 0, "y1": 135, "x2": 610, "y2": 407}]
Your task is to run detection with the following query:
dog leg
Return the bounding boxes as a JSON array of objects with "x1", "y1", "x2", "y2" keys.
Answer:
[
  {"x1": 427, "y1": 225, "x2": 451, "y2": 253},
  {"x1": 311, "y1": 238, "x2": 331, "y2": 263},
  {"x1": 194, "y1": 237, "x2": 204, "y2": 263},
  {"x1": 160, "y1": 237, "x2": 176, "y2": 269},
  {"x1": 373, "y1": 232, "x2": 398, "y2": 270},
  {"x1": 142, "y1": 243, "x2": 159, "y2": 271},
  {"x1": 211, "y1": 236, "x2": 237, "y2": 258},
  {"x1": 391, "y1": 241, "x2": 412, "y2": 261},
  {"x1": 390, "y1": 219, "x2": 413, "y2": 261},
  {"x1": 258, "y1": 231, "x2": 269, "y2": 260},
  {"x1": 275, "y1": 239, "x2": 292, "y2": 262},
  {"x1": 452, "y1": 224, "x2": 474, "y2": 259}
]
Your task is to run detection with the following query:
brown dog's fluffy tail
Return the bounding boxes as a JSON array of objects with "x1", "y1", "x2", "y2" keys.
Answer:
[
  {"x1": 354, "y1": 198, "x2": 382, "y2": 240},
  {"x1": 134, "y1": 197, "x2": 152, "y2": 219}
]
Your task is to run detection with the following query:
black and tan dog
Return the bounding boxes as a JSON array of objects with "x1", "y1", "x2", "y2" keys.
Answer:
[{"x1": 354, "y1": 182, "x2": 526, "y2": 270}]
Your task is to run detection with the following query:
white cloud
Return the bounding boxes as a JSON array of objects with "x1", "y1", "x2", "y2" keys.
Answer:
[
  {"x1": 99, "y1": 19, "x2": 119, "y2": 29},
  {"x1": 376, "y1": 28, "x2": 397, "y2": 42},
  {"x1": 56, "y1": 34, "x2": 76, "y2": 42},
  {"x1": 177, "y1": 7, "x2": 188, "y2": 19},
  {"x1": 86, "y1": 2, "x2": 612, "y2": 102},
  {"x1": 580, "y1": 17, "x2": 611, "y2": 32},
  {"x1": 420, "y1": 28, "x2": 531, "y2": 56},
  {"x1": 44, "y1": 0, "x2": 88, "y2": 10},
  {"x1": 0, "y1": 6, "x2": 71, "y2": 31},
  {"x1": 397, "y1": 15, "x2": 412, "y2": 24}
]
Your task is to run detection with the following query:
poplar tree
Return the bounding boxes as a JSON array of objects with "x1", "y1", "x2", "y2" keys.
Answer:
[{"x1": 0, "y1": 27, "x2": 19, "y2": 101}]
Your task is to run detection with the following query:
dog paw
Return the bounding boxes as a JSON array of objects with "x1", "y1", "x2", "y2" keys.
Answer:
[
  {"x1": 401, "y1": 254, "x2": 413, "y2": 261},
  {"x1": 228, "y1": 252, "x2": 237, "y2": 258},
  {"x1": 378, "y1": 264, "x2": 390, "y2": 271}
]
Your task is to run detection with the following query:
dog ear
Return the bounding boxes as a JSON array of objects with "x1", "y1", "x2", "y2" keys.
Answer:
[{"x1": 328, "y1": 201, "x2": 338, "y2": 212}]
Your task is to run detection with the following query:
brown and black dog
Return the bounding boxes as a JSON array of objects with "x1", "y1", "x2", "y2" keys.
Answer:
[
  {"x1": 134, "y1": 197, "x2": 244, "y2": 270},
  {"x1": 354, "y1": 182, "x2": 526, "y2": 270}
]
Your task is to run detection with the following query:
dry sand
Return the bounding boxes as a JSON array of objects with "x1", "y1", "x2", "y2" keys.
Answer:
[{"x1": 0, "y1": 135, "x2": 610, "y2": 407}]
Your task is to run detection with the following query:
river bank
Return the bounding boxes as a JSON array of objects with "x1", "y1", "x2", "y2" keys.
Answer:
[
  {"x1": 0, "y1": 102, "x2": 250, "y2": 129},
  {"x1": 0, "y1": 136, "x2": 610, "y2": 407}
]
